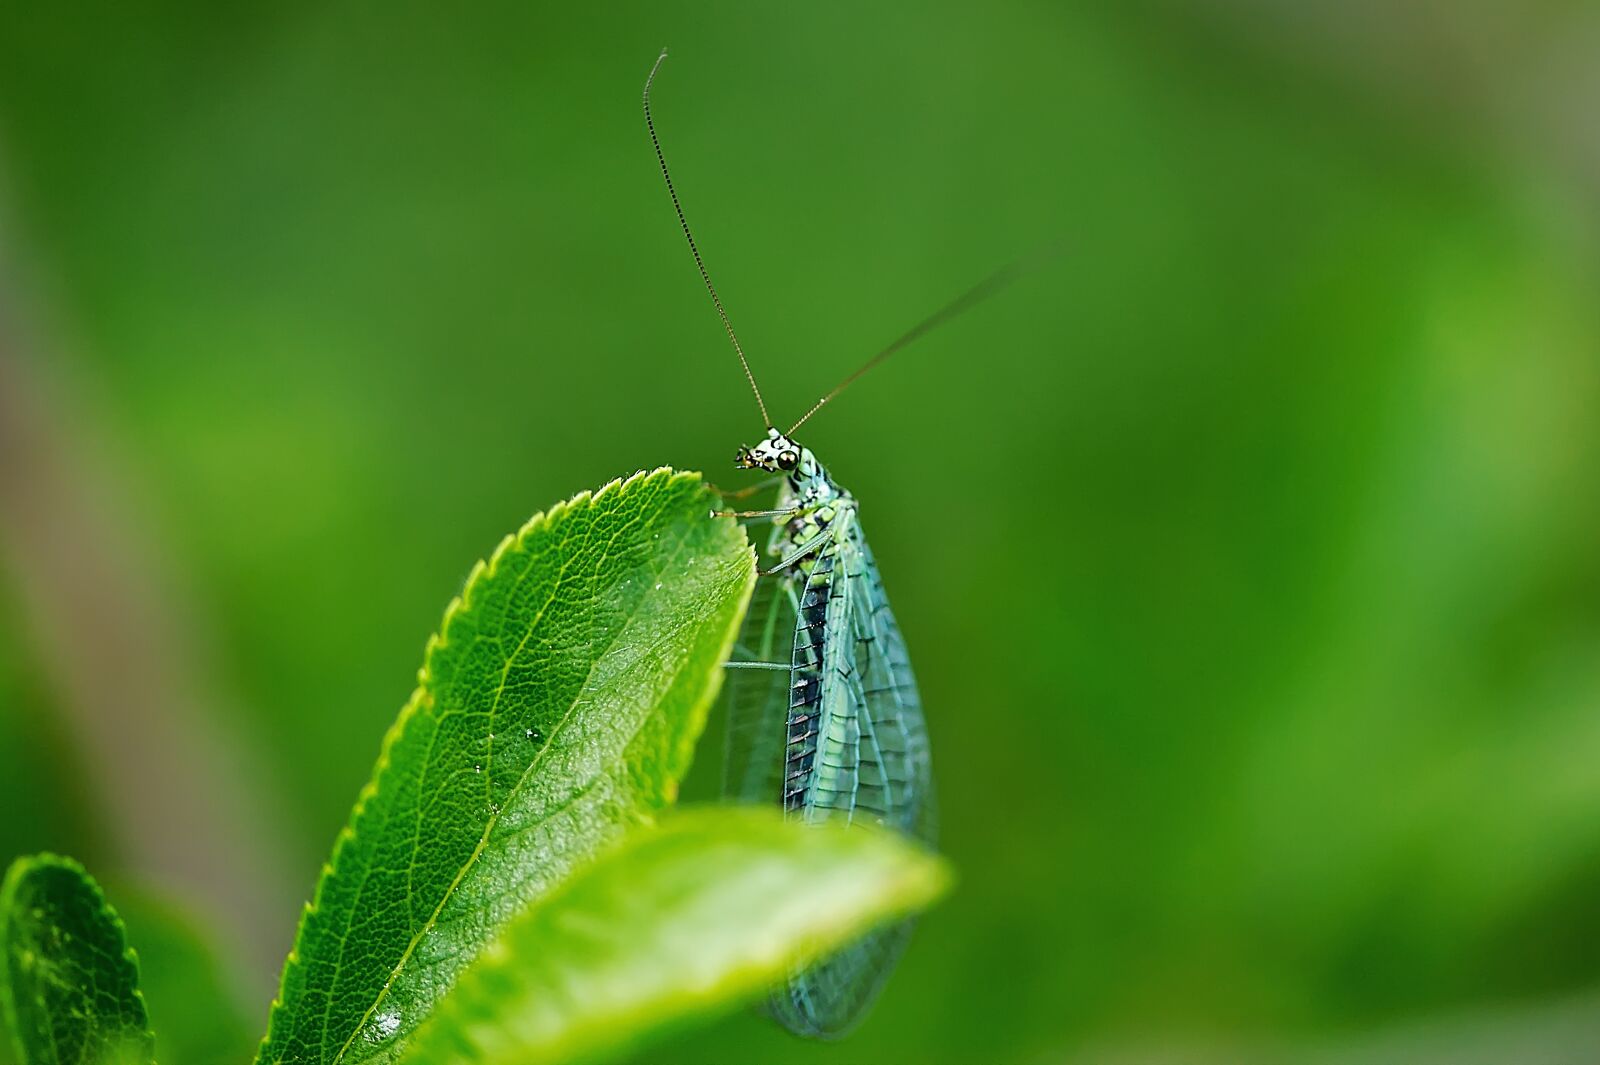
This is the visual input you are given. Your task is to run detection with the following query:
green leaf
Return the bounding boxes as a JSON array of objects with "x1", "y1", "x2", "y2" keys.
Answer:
[
  {"x1": 111, "y1": 888, "x2": 254, "y2": 1065},
  {"x1": 258, "y1": 469, "x2": 755, "y2": 1065},
  {"x1": 0, "y1": 855, "x2": 154, "y2": 1065},
  {"x1": 401, "y1": 807, "x2": 951, "y2": 1065}
]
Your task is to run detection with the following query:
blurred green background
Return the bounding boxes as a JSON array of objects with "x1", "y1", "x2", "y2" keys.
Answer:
[{"x1": 2, "y1": 3, "x2": 1599, "y2": 1062}]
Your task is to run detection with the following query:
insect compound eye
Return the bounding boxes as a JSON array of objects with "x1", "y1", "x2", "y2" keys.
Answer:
[{"x1": 777, "y1": 450, "x2": 798, "y2": 471}]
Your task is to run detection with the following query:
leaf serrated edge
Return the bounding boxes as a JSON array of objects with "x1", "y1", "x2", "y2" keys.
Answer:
[
  {"x1": 254, "y1": 466, "x2": 744, "y2": 1063},
  {"x1": 0, "y1": 853, "x2": 154, "y2": 1065},
  {"x1": 419, "y1": 466, "x2": 691, "y2": 688}
]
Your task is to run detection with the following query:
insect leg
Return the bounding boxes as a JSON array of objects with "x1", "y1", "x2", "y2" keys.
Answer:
[
  {"x1": 763, "y1": 526, "x2": 834, "y2": 575},
  {"x1": 712, "y1": 507, "x2": 800, "y2": 519}
]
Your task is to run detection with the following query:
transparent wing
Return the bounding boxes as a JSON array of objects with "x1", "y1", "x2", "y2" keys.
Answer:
[
  {"x1": 850, "y1": 532, "x2": 936, "y2": 842},
  {"x1": 722, "y1": 561, "x2": 797, "y2": 806},
  {"x1": 784, "y1": 525, "x2": 934, "y2": 837},
  {"x1": 784, "y1": 541, "x2": 844, "y2": 820},
  {"x1": 770, "y1": 516, "x2": 936, "y2": 1037},
  {"x1": 776, "y1": 922, "x2": 913, "y2": 1039}
]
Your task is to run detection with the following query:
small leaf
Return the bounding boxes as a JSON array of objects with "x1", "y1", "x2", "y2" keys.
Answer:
[
  {"x1": 401, "y1": 807, "x2": 951, "y2": 1065},
  {"x1": 0, "y1": 855, "x2": 155, "y2": 1065},
  {"x1": 258, "y1": 469, "x2": 755, "y2": 1065}
]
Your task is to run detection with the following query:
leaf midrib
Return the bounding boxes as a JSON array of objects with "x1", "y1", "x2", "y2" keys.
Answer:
[
  {"x1": 328, "y1": 502, "x2": 697, "y2": 1065},
  {"x1": 314, "y1": 507, "x2": 588, "y2": 1062}
]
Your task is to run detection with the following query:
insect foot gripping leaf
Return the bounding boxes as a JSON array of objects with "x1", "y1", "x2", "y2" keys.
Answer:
[
  {"x1": 402, "y1": 807, "x2": 951, "y2": 1065},
  {"x1": 256, "y1": 469, "x2": 755, "y2": 1065},
  {"x1": 0, "y1": 855, "x2": 155, "y2": 1065}
]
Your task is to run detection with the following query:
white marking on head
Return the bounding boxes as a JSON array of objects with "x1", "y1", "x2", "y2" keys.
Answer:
[{"x1": 735, "y1": 427, "x2": 803, "y2": 473}]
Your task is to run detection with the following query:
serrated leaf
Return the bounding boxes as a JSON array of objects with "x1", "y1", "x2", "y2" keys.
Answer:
[
  {"x1": 0, "y1": 855, "x2": 154, "y2": 1065},
  {"x1": 257, "y1": 469, "x2": 754, "y2": 1065},
  {"x1": 401, "y1": 807, "x2": 951, "y2": 1065}
]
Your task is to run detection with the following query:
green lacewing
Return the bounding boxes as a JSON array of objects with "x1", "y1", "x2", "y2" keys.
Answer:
[{"x1": 643, "y1": 49, "x2": 1024, "y2": 1037}]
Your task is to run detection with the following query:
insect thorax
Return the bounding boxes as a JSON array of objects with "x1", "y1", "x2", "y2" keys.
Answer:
[{"x1": 775, "y1": 450, "x2": 854, "y2": 565}]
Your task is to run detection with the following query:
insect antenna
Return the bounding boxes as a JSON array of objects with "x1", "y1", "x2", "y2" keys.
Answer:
[
  {"x1": 786, "y1": 245, "x2": 1057, "y2": 435},
  {"x1": 643, "y1": 49, "x2": 771, "y2": 427}
]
